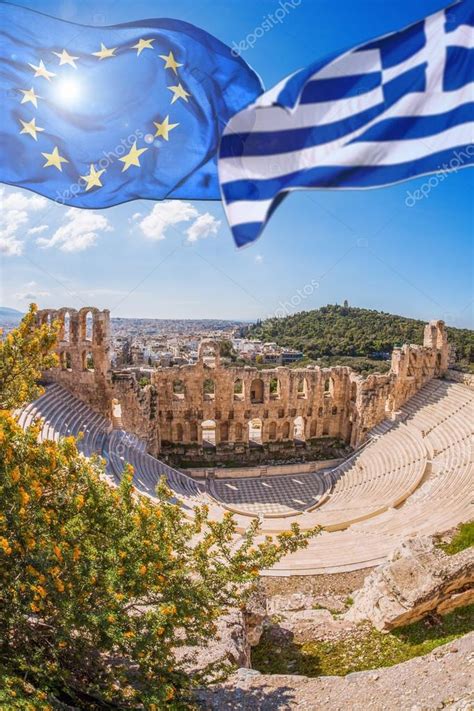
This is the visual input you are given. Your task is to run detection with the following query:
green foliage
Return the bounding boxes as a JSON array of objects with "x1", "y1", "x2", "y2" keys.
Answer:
[
  {"x1": 138, "y1": 376, "x2": 150, "y2": 387},
  {"x1": 246, "y1": 304, "x2": 473, "y2": 366},
  {"x1": 439, "y1": 521, "x2": 474, "y2": 555},
  {"x1": 0, "y1": 311, "x2": 319, "y2": 707},
  {"x1": 0, "y1": 303, "x2": 58, "y2": 409},
  {"x1": 252, "y1": 605, "x2": 474, "y2": 677}
]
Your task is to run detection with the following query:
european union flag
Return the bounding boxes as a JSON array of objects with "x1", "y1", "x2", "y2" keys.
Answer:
[{"x1": 0, "y1": 3, "x2": 263, "y2": 207}]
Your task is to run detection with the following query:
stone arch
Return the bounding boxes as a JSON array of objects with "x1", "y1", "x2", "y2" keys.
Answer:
[
  {"x1": 297, "y1": 377, "x2": 308, "y2": 399},
  {"x1": 310, "y1": 420, "x2": 317, "y2": 437},
  {"x1": 189, "y1": 421, "x2": 198, "y2": 442},
  {"x1": 79, "y1": 307, "x2": 100, "y2": 344},
  {"x1": 201, "y1": 419, "x2": 216, "y2": 446},
  {"x1": 293, "y1": 415, "x2": 305, "y2": 440},
  {"x1": 268, "y1": 421, "x2": 277, "y2": 440},
  {"x1": 111, "y1": 399, "x2": 123, "y2": 428},
  {"x1": 318, "y1": 406, "x2": 323, "y2": 417},
  {"x1": 281, "y1": 421, "x2": 290, "y2": 439},
  {"x1": 220, "y1": 422, "x2": 229, "y2": 442},
  {"x1": 172, "y1": 379, "x2": 186, "y2": 400},
  {"x1": 82, "y1": 351, "x2": 94, "y2": 371},
  {"x1": 233, "y1": 378, "x2": 244, "y2": 401},
  {"x1": 175, "y1": 423, "x2": 184, "y2": 442},
  {"x1": 332, "y1": 406, "x2": 338, "y2": 416},
  {"x1": 324, "y1": 377, "x2": 334, "y2": 397},
  {"x1": 250, "y1": 378, "x2": 264, "y2": 404},
  {"x1": 248, "y1": 418, "x2": 262, "y2": 444},
  {"x1": 61, "y1": 310, "x2": 71, "y2": 343},
  {"x1": 234, "y1": 422, "x2": 244, "y2": 441},
  {"x1": 203, "y1": 378, "x2": 215, "y2": 401},
  {"x1": 65, "y1": 351, "x2": 72, "y2": 370},
  {"x1": 198, "y1": 339, "x2": 220, "y2": 368},
  {"x1": 270, "y1": 377, "x2": 281, "y2": 400}
]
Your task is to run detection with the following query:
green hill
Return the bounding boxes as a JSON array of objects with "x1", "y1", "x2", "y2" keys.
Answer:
[{"x1": 246, "y1": 305, "x2": 473, "y2": 373}]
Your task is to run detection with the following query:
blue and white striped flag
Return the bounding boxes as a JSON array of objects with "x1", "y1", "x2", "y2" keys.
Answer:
[{"x1": 219, "y1": 0, "x2": 474, "y2": 247}]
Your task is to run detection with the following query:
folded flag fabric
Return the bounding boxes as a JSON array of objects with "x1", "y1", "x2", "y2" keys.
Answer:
[
  {"x1": 0, "y1": 2, "x2": 262, "y2": 207},
  {"x1": 219, "y1": 0, "x2": 474, "y2": 248}
]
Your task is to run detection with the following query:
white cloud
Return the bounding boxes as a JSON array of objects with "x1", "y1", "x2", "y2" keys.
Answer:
[
  {"x1": 255, "y1": 254, "x2": 263, "y2": 263},
  {"x1": 0, "y1": 188, "x2": 48, "y2": 256},
  {"x1": 15, "y1": 281, "x2": 50, "y2": 301},
  {"x1": 185, "y1": 212, "x2": 221, "y2": 243},
  {"x1": 28, "y1": 224, "x2": 49, "y2": 235},
  {"x1": 139, "y1": 201, "x2": 199, "y2": 241},
  {"x1": 37, "y1": 207, "x2": 112, "y2": 252},
  {"x1": 138, "y1": 201, "x2": 221, "y2": 243}
]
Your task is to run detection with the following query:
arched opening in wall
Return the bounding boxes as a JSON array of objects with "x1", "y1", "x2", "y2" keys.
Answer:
[
  {"x1": 332, "y1": 406, "x2": 338, "y2": 416},
  {"x1": 324, "y1": 377, "x2": 334, "y2": 397},
  {"x1": 436, "y1": 352, "x2": 442, "y2": 371},
  {"x1": 203, "y1": 378, "x2": 215, "y2": 401},
  {"x1": 65, "y1": 352, "x2": 72, "y2": 371},
  {"x1": 81, "y1": 310, "x2": 93, "y2": 342},
  {"x1": 62, "y1": 312, "x2": 71, "y2": 343},
  {"x1": 111, "y1": 399, "x2": 123, "y2": 428},
  {"x1": 220, "y1": 422, "x2": 229, "y2": 442},
  {"x1": 201, "y1": 419, "x2": 216, "y2": 446},
  {"x1": 189, "y1": 422, "x2": 198, "y2": 442},
  {"x1": 323, "y1": 421, "x2": 329, "y2": 436},
  {"x1": 297, "y1": 378, "x2": 308, "y2": 399},
  {"x1": 200, "y1": 342, "x2": 219, "y2": 368},
  {"x1": 248, "y1": 418, "x2": 262, "y2": 445},
  {"x1": 83, "y1": 352, "x2": 94, "y2": 371},
  {"x1": 268, "y1": 421, "x2": 277, "y2": 440},
  {"x1": 234, "y1": 422, "x2": 243, "y2": 442},
  {"x1": 310, "y1": 420, "x2": 317, "y2": 438},
  {"x1": 281, "y1": 421, "x2": 290, "y2": 440},
  {"x1": 233, "y1": 378, "x2": 244, "y2": 401},
  {"x1": 250, "y1": 378, "x2": 264, "y2": 404},
  {"x1": 270, "y1": 378, "x2": 281, "y2": 400},
  {"x1": 318, "y1": 406, "x2": 323, "y2": 417},
  {"x1": 293, "y1": 415, "x2": 305, "y2": 441},
  {"x1": 60, "y1": 351, "x2": 67, "y2": 370},
  {"x1": 350, "y1": 382, "x2": 357, "y2": 402},
  {"x1": 173, "y1": 379, "x2": 185, "y2": 400},
  {"x1": 175, "y1": 423, "x2": 184, "y2": 442}
]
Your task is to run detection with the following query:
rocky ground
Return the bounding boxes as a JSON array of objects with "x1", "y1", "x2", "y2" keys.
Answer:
[{"x1": 196, "y1": 631, "x2": 474, "y2": 710}]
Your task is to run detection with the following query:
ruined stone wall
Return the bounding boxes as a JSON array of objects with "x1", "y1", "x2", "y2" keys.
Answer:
[{"x1": 37, "y1": 310, "x2": 449, "y2": 462}]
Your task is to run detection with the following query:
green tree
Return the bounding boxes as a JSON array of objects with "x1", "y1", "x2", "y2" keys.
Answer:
[{"x1": 0, "y1": 308, "x2": 319, "y2": 708}]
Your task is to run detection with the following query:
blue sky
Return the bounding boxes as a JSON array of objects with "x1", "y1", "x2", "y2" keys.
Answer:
[{"x1": 1, "y1": 0, "x2": 473, "y2": 327}]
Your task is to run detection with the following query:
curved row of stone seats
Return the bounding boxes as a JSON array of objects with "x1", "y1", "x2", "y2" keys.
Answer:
[
  {"x1": 266, "y1": 383, "x2": 473, "y2": 574},
  {"x1": 15, "y1": 383, "x2": 109, "y2": 460}
]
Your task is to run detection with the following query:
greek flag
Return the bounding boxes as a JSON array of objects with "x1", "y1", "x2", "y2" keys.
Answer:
[{"x1": 219, "y1": 0, "x2": 474, "y2": 247}]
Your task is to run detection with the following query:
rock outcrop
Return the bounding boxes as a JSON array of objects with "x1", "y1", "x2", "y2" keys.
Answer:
[
  {"x1": 196, "y1": 632, "x2": 474, "y2": 710},
  {"x1": 345, "y1": 535, "x2": 474, "y2": 631}
]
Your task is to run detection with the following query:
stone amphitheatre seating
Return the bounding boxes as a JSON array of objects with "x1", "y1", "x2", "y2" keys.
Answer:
[{"x1": 16, "y1": 378, "x2": 473, "y2": 575}]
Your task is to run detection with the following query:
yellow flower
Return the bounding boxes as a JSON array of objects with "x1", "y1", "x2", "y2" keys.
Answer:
[
  {"x1": 35, "y1": 585, "x2": 47, "y2": 598},
  {"x1": 139, "y1": 564, "x2": 147, "y2": 575},
  {"x1": 53, "y1": 545, "x2": 63, "y2": 562},
  {"x1": 26, "y1": 537, "x2": 36, "y2": 550},
  {"x1": 55, "y1": 579, "x2": 65, "y2": 593},
  {"x1": 107, "y1": 614, "x2": 116, "y2": 623},
  {"x1": 10, "y1": 468, "x2": 20, "y2": 484},
  {"x1": 0, "y1": 537, "x2": 12, "y2": 555},
  {"x1": 30, "y1": 602, "x2": 40, "y2": 613},
  {"x1": 123, "y1": 630, "x2": 135, "y2": 638},
  {"x1": 72, "y1": 546, "x2": 81, "y2": 562},
  {"x1": 19, "y1": 487, "x2": 30, "y2": 506},
  {"x1": 166, "y1": 688, "x2": 175, "y2": 701},
  {"x1": 75, "y1": 494, "x2": 85, "y2": 509}
]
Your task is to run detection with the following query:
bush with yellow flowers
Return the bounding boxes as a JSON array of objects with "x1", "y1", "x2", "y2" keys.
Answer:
[{"x1": 0, "y1": 307, "x2": 319, "y2": 708}]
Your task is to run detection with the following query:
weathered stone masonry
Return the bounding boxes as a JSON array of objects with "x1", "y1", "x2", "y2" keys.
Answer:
[{"x1": 37, "y1": 308, "x2": 449, "y2": 464}]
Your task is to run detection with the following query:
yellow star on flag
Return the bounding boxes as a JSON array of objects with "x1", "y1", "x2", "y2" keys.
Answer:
[
  {"x1": 168, "y1": 82, "x2": 190, "y2": 104},
  {"x1": 92, "y1": 43, "x2": 117, "y2": 60},
  {"x1": 52, "y1": 49, "x2": 79, "y2": 68},
  {"x1": 20, "y1": 87, "x2": 41, "y2": 108},
  {"x1": 81, "y1": 164, "x2": 105, "y2": 191},
  {"x1": 119, "y1": 141, "x2": 148, "y2": 172},
  {"x1": 159, "y1": 51, "x2": 183, "y2": 75},
  {"x1": 132, "y1": 38, "x2": 154, "y2": 56},
  {"x1": 42, "y1": 146, "x2": 69, "y2": 172},
  {"x1": 19, "y1": 117, "x2": 45, "y2": 141},
  {"x1": 153, "y1": 115, "x2": 179, "y2": 141},
  {"x1": 29, "y1": 60, "x2": 56, "y2": 81}
]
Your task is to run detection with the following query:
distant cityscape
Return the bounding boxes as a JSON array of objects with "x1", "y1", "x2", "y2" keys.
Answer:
[
  {"x1": 0, "y1": 308, "x2": 304, "y2": 369},
  {"x1": 110, "y1": 317, "x2": 303, "y2": 369}
]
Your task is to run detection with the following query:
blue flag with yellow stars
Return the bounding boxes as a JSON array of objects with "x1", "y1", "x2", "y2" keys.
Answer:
[{"x1": 0, "y1": 2, "x2": 263, "y2": 207}]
